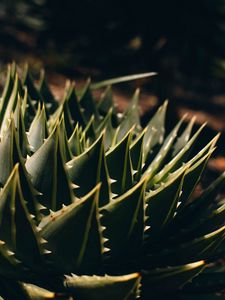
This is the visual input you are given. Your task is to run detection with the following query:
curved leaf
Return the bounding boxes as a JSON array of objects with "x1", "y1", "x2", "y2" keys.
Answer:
[
  {"x1": 91, "y1": 72, "x2": 157, "y2": 89},
  {"x1": 141, "y1": 261, "x2": 205, "y2": 297},
  {"x1": 100, "y1": 178, "x2": 146, "y2": 262},
  {"x1": 28, "y1": 104, "x2": 48, "y2": 152},
  {"x1": 64, "y1": 273, "x2": 141, "y2": 300},
  {"x1": 67, "y1": 133, "x2": 111, "y2": 206},
  {"x1": 26, "y1": 126, "x2": 74, "y2": 211},
  {"x1": 41, "y1": 185, "x2": 103, "y2": 274},
  {"x1": 106, "y1": 129, "x2": 133, "y2": 196}
]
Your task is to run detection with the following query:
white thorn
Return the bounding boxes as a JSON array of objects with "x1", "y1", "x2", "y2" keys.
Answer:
[
  {"x1": 6, "y1": 250, "x2": 14, "y2": 256},
  {"x1": 103, "y1": 247, "x2": 110, "y2": 253},
  {"x1": 43, "y1": 249, "x2": 52, "y2": 254},
  {"x1": 111, "y1": 193, "x2": 118, "y2": 198},
  {"x1": 109, "y1": 178, "x2": 116, "y2": 184},
  {"x1": 71, "y1": 183, "x2": 79, "y2": 189}
]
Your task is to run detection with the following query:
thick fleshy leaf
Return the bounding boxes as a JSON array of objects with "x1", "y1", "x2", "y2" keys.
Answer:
[
  {"x1": 41, "y1": 185, "x2": 103, "y2": 274},
  {"x1": 67, "y1": 133, "x2": 111, "y2": 206},
  {"x1": 0, "y1": 73, "x2": 20, "y2": 134},
  {"x1": 0, "y1": 119, "x2": 41, "y2": 218},
  {"x1": 83, "y1": 115, "x2": 96, "y2": 143},
  {"x1": 130, "y1": 129, "x2": 146, "y2": 181},
  {"x1": 0, "y1": 119, "x2": 26, "y2": 184},
  {"x1": 145, "y1": 116, "x2": 185, "y2": 185},
  {"x1": 22, "y1": 87, "x2": 37, "y2": 127},
  {"x1": 96, "y1": 108, "x2": 115, "y2": 150},
  {"x1": 172, "y1": 117, "x2": 195, "y2": 157},
  {"x1": 13, "y1": 96, "x2": 31, "y2": 157},
  {"x1": 143, "y1": 100, "x2": 167, "y2": 162},
  {"x1": 97, "y1": 86, "x2": 115, "y2": 116},
  {"x1": 64, "y1": 82, "x2": 86, "y2": 128},
  {"x1": 177, "y1": 170, "x2": 225, "y2": 224},
  {"x1": 142, "y1": 226, "x2": 225, "y2": 267},
  {"x1": 79, "y1": 80, "x2": 100, "y2": 122},
  {"x1": 100, "y1": 178, "x2": 146, "y2": 262},
  {"x1": 26, "y1": 126, "x2": 74, "y2": 211},
  {"x1": 64, "y1": 273, "x2": 141, "y2": 300},
  {"x1": 28, "y1": 104, "x2": 48, "y2": 152},
  {"x1": 151, "y1": 126, "x2": 217, "y2": 185},
  {"x1": 0, "y1": 164, "x2": 44, "y2": 269},
  {"x1": 0, "y1": 278, "x2": 30, "y2": 300},
  {"x1": 68, "y1": 124, "x2": 84, "y2": 156},
  {"x1": 22, "y1": 64, "x2": 42, "y2": 102},
  {"x1": 178, "y1": 149, "x2": 215, "y2": 209},
  {"x1": 141, "y1": 261, "x2": 205, "y2": 297},
  {"x1": 145, "y1": 166, "x2": 187, "y2": 236},
  {"x1": 38, "y1": 69, "x2": 57, "y2": 113},
  {"x1": 1, "y1": 64, "x2": 14, "y2": 106},
  {"x1": 58, "y1": 115, "x2": 73, "y2": 162},
  {"x1": 115, "y1": 89, "x2": 141, "y2": 142},
  {"x1": 22, "y1": 283, "x2": 66, "y2": 299},
  {"x1": 106, "y1": 129, "x2": 133, "y2": 196}
]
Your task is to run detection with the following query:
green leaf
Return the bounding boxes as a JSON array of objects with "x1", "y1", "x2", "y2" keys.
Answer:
[
  {"x1": 26, "y1": 126, "x2": 74, "y2": 211},
  {"x1": 141, "y1": 261, "x2": 205, "y2": 297},
  {"x1": 0, "y1": 164, "x2": 44, "y2": 270},
  {"x1": 64, "y1": 273, "x2": 141, "y2": 300},
  {"x1": 22, "y1": 87, "x2": 37, "y2": 127},
  {"x1": 130, "y1": 128, "x2": 146, "y2": 181},
  {"x1": 142, "y1": 226, "x2": 225, "y2": 267},
  {"x1": 41, "y1": 185, "x2": 103, "y2": 274},
  {"x1": 22, "y1": 64, "x2": 42, "y2": 102},
  {"x1": 1, "y1": 65, "x2": 14, "y2": 109},
  {"x1": 172, "y1": 116, "x2": 195, "y2": 157},
  {"x1": 145, "y1": 166, "x2": 187, "y2": 236},
  {"x1": 100, "y1": 178, "x2": 146, "y2": 262},
  {"x1": 96, "y1": 108, "x2": 115, "y2": 150},
  {"x1": 97, "y1": 86, "x2": 116, "y2": 116},
  {"x1": 183, "y1": 171, "x2": 225, "y2": 219},
  {"x1": 67, "y1": 133, "x2": 111, "y2": 206},
  {"x1": 106, "y1": 129, "x2": 134, "y2": 196},
  {"x1": 115, "y1": 89, "x2": 142, "y2": 142},
  {"x1": 0, "y1": 278, "x2": 30, "y2": 300},
  {"x1": 91, "y1": 72, "x2": 157, "y2": 89},
  {"x1": 13, "y1": 96, "x2": 31, "y2": 157},
  {"x1": 83, "y1": 115, "x2": 96, "y2": 143},
  {"x1": 145, "y1": 116, "x2": 185, "y2": 185},
  {"x1": 142, "y1": 100, "x2": 167, "y2": 162},
  {"x1": 178, "y1": 148, "x2": 215, "y2": 209},
  {"x1": 151, "y1": 124, "x2": 215, "y2": 185},
  {"x1": 68, "y1": 124, "x2": 84, "y2": 156},
  {"x1": 79, "y1": 79, "x2": 100, "y2": 122},
  {"x1": 38, "y1": 69, "x2": 57, "y2": 114},
  {"x1": 28, "y1": 104, "x2": 48, "y2": 152},
  {"x1": 0, "y1": 73, "x2": 20, "y2": 133},
  {"x1": 22, "y1": 283, "x2": 67, "y2": 299},
  {"x1": 58, "y1": 115, "x2": 73, "y2": 162},
  {"x1": 0, "y1": 119, "x2": 25, "y2": 186},
  {"x1": 64, "y1": 82, "x2": 86, "y2": 128}
]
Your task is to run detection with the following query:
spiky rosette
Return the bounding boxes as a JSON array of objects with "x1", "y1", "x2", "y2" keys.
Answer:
[{"x1": 0, "y1": 63, "x2": 224, "y2": 300}]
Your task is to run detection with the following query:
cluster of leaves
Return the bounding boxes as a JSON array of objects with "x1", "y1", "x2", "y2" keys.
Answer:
[{"x1": 0, "y1": 63, "x2": 224, "y2": 300}]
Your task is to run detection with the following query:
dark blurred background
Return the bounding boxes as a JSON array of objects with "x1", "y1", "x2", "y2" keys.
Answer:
[{"x1": 0, "y1": 0, "x2": 224, "y2": 170}]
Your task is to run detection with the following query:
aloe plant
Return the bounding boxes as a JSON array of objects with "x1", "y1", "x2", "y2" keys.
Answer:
[{"x1": 0, "y1": 63, "x2": 224, "y2": 300}]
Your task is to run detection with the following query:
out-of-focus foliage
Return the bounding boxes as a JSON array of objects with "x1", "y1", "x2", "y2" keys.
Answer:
[{"x1": 1, "y1": 0, "x2": 225, "y2": 78}]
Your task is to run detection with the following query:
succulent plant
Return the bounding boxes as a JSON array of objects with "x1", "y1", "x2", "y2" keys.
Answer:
[{"x1": 0, "y1": 63, "x2": 224, "y2": 300}]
